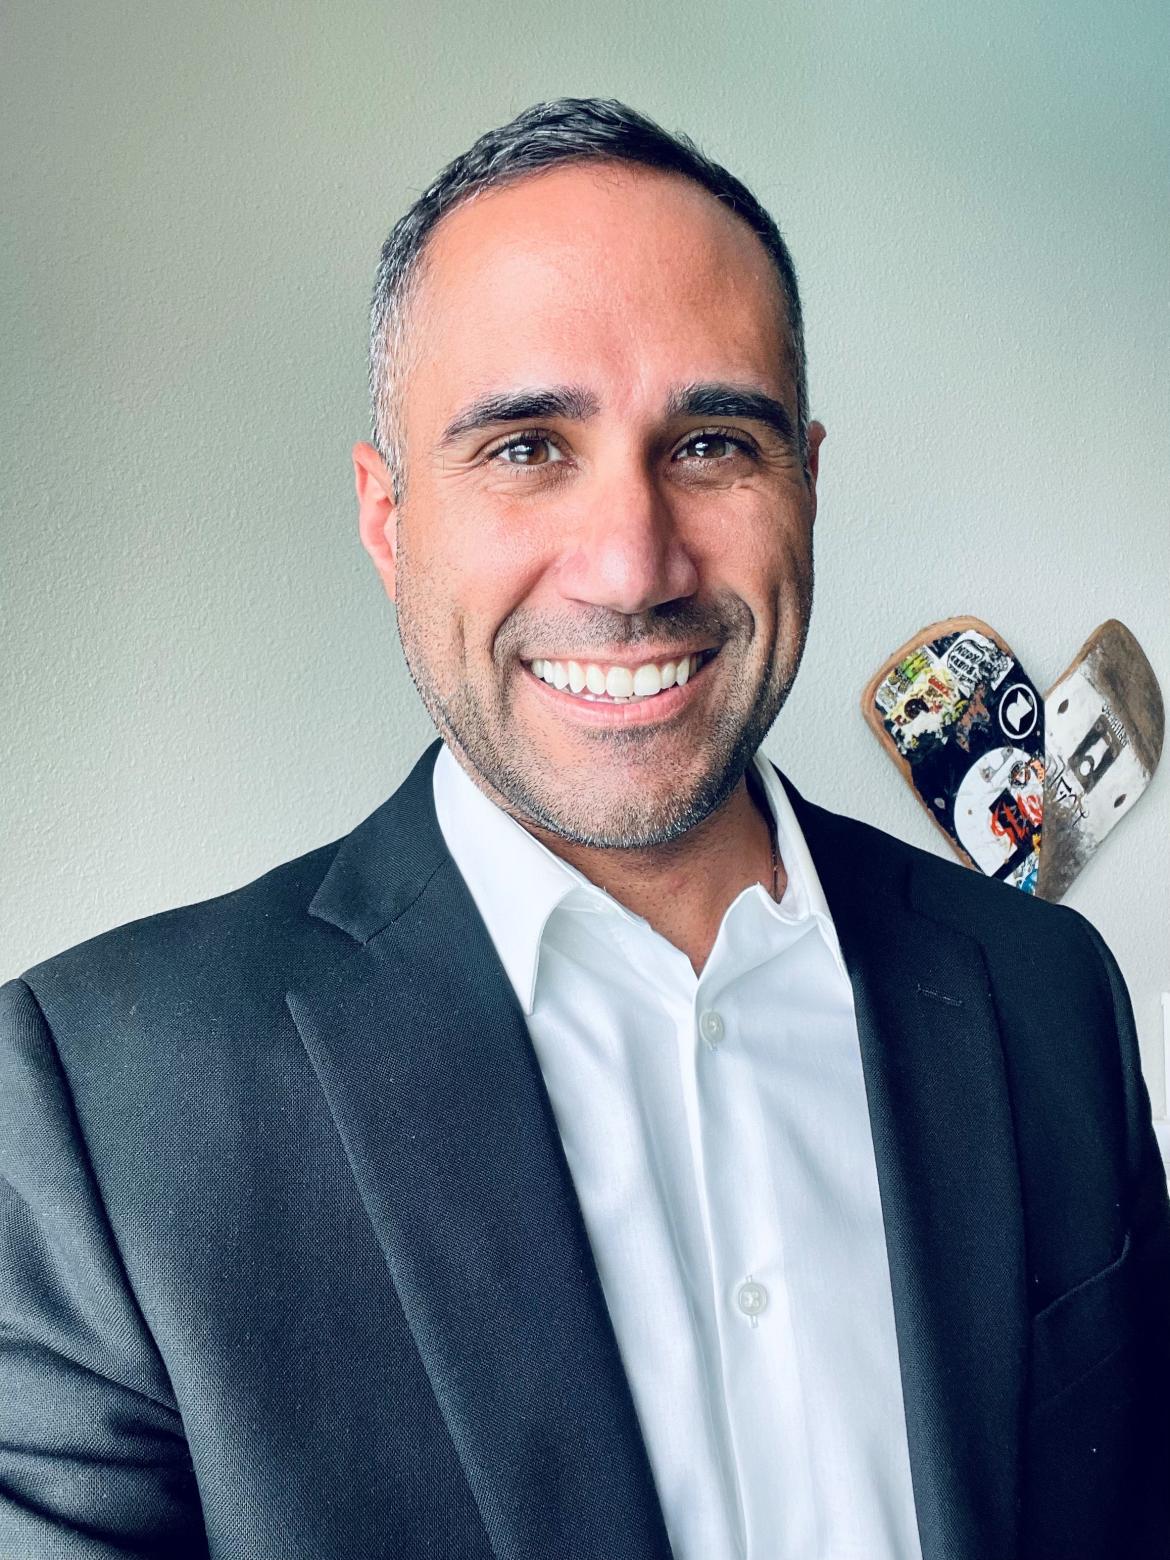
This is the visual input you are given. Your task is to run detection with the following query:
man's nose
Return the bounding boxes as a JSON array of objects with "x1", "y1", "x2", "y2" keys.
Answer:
[{"x1": 555, "y1": 464, "x2": 700, "y2": 615}]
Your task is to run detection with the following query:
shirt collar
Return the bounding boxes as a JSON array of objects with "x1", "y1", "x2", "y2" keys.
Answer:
[
  {"x1": 748, "y1": 750, "x2": 848, "y2": 979},
  {"x1": 432, "y1": 744, "x2": 617, "y2": 1014},
  {"x1": 432, "y1": 743, "x2": 847, "y2": 1015}
]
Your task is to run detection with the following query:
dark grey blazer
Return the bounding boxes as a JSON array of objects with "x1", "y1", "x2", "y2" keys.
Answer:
[{"x1": 2, "y1": 741, "x2": 1167, "y2": 1559}]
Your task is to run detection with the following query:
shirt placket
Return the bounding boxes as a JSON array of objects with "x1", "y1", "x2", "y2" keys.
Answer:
[
  {"x1": 683, "y1": 919, "x2": 821, "y2": 1560},
  {"x1": 602, "y1": 917, "x2": 744, "y2": 1560}
]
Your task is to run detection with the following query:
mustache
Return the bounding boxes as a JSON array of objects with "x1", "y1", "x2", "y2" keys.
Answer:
[{"x1": 497, "y1": 597, "x2": 753, "y2": 660}]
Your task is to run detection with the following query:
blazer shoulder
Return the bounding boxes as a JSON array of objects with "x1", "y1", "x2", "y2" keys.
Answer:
[
  {"x1": 17, "y1": 833, "x2": 349, "y2": 1036},
  {"x1": 15, "y1": 744, "x2": 447, "y2": 1053},
  {"x1": 798, "y1": 790, "x2": 1098, "y2": 963}
]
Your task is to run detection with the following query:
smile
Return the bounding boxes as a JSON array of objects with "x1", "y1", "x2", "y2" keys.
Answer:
[{"x1": 523, "y1": 649, "x2": 718, "y2": 703}]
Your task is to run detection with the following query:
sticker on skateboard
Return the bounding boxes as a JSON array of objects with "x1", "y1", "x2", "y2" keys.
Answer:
[
  {"x1": 1038, "y1": 620, "x2": 1164, "y2": 901},
  {"x1": 863, "y1": 617, "x2": 1046, "y2": 894}
]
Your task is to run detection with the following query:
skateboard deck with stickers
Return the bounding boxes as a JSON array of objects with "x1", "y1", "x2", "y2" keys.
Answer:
[
  {"x1": 862, "y1": 617, "x2": 1046, "y2": 894},
  {"x1": 1037, "y1": 619, "x2": 1164, "y2": 901}
]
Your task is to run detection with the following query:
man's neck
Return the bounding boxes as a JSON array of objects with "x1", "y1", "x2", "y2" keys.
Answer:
[{"x1": 526, "y1": 768, "x2": 785, "y2": 975}]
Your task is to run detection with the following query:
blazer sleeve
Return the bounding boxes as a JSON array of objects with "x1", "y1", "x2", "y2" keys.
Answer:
[
  {"x1": 0, "y1": 978, "x2": 208, "y2": 1558},
  {"x1": 1081, "y1": 920, "x2": 1170, "y2": 1289},
  {"x1": 1082, "y1": 919, "x2": 1170, "y2": 1545}
]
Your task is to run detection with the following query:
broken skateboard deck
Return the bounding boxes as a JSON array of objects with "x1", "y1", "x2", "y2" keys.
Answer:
[
  {"x1": 863, "y1": 617, "x2": 1046, "y2": 894},
  {"x1": 1038, "y1": 619, "x2": 1164, "y2": 901}
]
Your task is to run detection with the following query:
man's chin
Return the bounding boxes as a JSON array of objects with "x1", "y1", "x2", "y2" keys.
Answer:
[
  {"x1": 526, "y1": 803, "x2": 697, "y2": 852},
  {"x1": 434, "y1": 673, "x2": 779, "y2": 848},
  {"x1": 491, "y1": 749, "x2": 747, "y2": 852}
]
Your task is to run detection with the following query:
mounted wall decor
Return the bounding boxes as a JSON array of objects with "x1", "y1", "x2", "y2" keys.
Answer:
[{"x1": 862, "y1": 617, "x2": 1163, "y2": 902}]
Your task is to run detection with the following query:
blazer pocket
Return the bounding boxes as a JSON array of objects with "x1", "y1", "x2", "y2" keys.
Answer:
[{"x1": 1028, "y1": 1230, "x2": 1135, "y2": 1413}]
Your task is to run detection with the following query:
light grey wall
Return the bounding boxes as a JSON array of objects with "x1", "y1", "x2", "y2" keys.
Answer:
[{"x1": 4, "y1": 0, "x2": 1167, "y2": 1106}]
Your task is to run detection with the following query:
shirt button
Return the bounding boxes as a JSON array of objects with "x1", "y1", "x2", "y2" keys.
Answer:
[
  {"x1": 736, "y1": 1280, "x2": 768, "y2": 1319},
  {"x1": 699, "y1": 1009, "x2": 725, "y2": 1045}
]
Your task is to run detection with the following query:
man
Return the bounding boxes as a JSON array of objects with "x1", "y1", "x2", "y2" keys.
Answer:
[{"x1": 1, "y1": 98, "x2": 1167, "y2": 1560}]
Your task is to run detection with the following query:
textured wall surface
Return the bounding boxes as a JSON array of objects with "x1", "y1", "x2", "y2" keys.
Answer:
[{"x1": 3, "y1": 0, "x2": 1167, "y2": 1105}]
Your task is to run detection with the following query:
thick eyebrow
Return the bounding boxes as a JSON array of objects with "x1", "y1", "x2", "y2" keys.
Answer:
[
  {"x1": 437, "y1": 385, "x2": 601, "y2": 448},
  {"x1": 435, "y1": 379, "x2": 797, "y2": 453},
  {"x1": 665, "y1": 382, "x2": 797, "y2": 446}
]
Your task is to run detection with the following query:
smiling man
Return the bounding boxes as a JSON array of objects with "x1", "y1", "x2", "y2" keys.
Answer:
[
  {"x1": 354, "y1": 148, "x2": 821, "y2": 972},
  {"x1": 2, "y1": 99, "x2": 1168, "y2": 1560}
]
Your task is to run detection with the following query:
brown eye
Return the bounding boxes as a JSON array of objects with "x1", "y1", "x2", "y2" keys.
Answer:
[
  {"x1": 497, "y1": 435, "x2": 562, "y2": 466},
  {"x1": 678, "y1": 433, "x2": 745, "y2": 461}
]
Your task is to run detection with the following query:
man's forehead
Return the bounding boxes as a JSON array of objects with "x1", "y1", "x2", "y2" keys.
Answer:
[
  {"x1": 416, "y1": 159, "x2": 782, "y2": 309},
  {"x1": 405, "y1": 163, "x2": 792, "y2": 422}
]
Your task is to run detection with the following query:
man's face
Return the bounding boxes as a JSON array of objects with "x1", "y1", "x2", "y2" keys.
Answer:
[{"x1": 357, "y1": 162, "x2": 823, "y2": 848}]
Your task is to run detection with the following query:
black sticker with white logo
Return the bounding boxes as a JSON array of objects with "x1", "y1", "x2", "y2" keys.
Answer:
[{"x1": 997, "y1": 683, "x2": 1038, "y2": 741}]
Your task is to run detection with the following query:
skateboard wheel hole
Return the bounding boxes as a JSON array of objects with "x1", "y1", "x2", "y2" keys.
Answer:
[
  {"x1": 1058, "y1": 699, "x2": 1069, "y2": 714},
  {"x1": 1114, "y1": 794, "x2": 1126, "y2": 808}
]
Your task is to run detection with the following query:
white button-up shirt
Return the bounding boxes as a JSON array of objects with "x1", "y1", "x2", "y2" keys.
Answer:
[{"x1": 433, "y1": 744, "x2": 923, "y2": 1560}]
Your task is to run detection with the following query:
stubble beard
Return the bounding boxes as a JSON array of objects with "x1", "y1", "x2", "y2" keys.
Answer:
[{"x1": 395, "y1": 574, "x2": 813, "y2": 851}]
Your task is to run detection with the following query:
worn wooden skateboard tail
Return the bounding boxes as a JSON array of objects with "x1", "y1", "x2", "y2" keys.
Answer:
[{"x1": 1037, "y1": 620, "x2": 1164, "y2": 901}]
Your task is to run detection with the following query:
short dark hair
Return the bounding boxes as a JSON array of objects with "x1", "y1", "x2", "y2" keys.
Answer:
[{"x1": 369, "y1": 97, "x2": 808, "y2": 498}]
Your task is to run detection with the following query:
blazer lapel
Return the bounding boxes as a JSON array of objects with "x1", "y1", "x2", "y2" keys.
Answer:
[
  {"x1": 794, "y1": 790, "x2": 1027, "y2": 1560},
  {"x1": 287, "y1": 744, "x2": 672, "y2": 1560}
]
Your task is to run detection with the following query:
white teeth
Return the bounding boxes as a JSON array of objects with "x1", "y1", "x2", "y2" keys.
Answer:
[{"x1": 529, "y1": 651, "x2": 707, "y2": 700}]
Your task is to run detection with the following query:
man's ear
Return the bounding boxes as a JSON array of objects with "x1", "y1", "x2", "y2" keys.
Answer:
[
  {"x1": 804, "y1": 420, "x2": 826, "y2": 520},
  {"x1": 353, "y1": 442, "x2": 399, "y2": 601}
]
